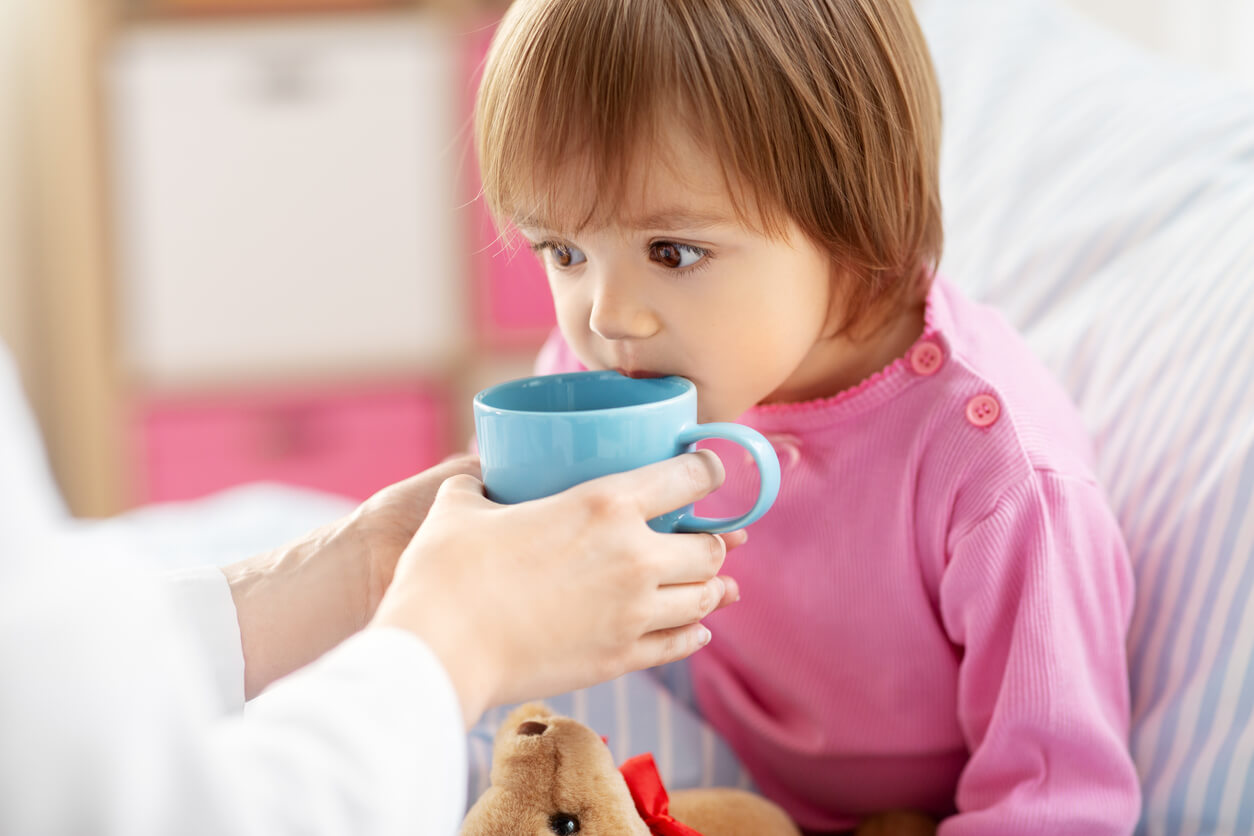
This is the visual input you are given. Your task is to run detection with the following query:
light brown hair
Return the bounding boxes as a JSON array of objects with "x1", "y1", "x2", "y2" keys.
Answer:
[{"x1": 475, "y1": 0, "x2": 943, "y2": 337}]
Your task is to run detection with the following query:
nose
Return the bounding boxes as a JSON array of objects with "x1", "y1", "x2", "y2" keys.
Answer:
[{"x1": 588, "y1": 276, "x2": 659, "y2": 341}]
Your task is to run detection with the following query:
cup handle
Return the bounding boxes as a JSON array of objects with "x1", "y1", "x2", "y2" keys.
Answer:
[{"x1": 673, "y1": 423, "x2": 781, "y2": 534}]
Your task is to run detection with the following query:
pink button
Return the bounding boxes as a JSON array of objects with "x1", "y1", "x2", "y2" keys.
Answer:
[
  {"x1": 910, "y1": 340, "x2": 944, "y2": 376},
  {"x1": 966, "y1": 394, "x2": 1001, "y2": 428},
  {"x1": 754, "y1": 433, "x2": 802, "y2": 469}
]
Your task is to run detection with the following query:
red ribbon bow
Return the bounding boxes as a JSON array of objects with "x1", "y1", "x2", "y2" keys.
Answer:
[{"x1": 619, "y1": 753, "x2": 705, "y2": 836}]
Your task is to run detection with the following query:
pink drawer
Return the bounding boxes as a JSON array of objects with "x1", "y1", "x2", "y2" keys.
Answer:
[
  {"x1": 133, "y1": 384, "x2": 452, "y2": 504},
  {"x1": 466, "y1": 24, "x2": 557, "y2": 349}
]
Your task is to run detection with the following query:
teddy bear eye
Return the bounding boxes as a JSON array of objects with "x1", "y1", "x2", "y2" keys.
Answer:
[{"x1": 548, "y1": 813, "x2": 580, "y2": 834}]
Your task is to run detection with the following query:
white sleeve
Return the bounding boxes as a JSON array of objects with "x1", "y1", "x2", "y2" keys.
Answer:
[
  {"x1": 0, "y1": 561, "x2": 467, "y2": 836},
  {"x1": 158, "y1": 566, "x2": 246, "y2": 715}
]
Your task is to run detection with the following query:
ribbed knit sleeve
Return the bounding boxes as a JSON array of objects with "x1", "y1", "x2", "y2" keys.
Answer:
[{"x1": 939, "y1": 470, "x2": 1140, "y2": 834}]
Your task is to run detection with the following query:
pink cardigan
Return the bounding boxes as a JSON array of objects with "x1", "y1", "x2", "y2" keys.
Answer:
[{"x1": 538, "y1": 278, "x2": 1140, "y2": 833}]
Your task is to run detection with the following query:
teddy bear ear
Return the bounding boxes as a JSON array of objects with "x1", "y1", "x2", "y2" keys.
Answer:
[{"x1": 494, "y1": 702, "x2": 557, "y2": 751}]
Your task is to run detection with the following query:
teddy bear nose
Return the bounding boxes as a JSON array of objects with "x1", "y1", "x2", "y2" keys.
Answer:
[{"x1": 516, "y1": 721, "x2": 548, "y2": 736}]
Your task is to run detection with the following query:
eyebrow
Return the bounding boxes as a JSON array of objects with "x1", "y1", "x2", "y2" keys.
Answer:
[
  {"x1": 515, "y1": 208, "x2": 733, "y2": 234},
  {"x1": 620, "y1": 209, "x2": 733, "y2": 231}
]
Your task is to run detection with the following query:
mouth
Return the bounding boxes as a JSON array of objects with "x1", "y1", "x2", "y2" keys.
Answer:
[{"x1": 614, "y1": 368, "x2": 668, "y2": 380}]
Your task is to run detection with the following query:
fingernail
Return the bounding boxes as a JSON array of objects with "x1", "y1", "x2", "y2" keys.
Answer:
[
  {"x1": 696, "y1": 449, "x2": 726, "y2": 482},
  {"x1": 698, "y1": 625, "x2": 712, "y2": 646},
  {"x1": 713, "y1": 576, "x2": 727, "y2": 602}
]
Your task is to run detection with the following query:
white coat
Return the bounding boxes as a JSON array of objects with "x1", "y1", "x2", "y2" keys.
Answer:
[{"x1": 0, "y1": 555, "x2": 468, "y2": 835}]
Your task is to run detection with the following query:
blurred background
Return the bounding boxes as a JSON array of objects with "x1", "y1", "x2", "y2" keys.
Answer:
[{"x1": 0, "y1": 0, "x2": 1251, "y2": 519}]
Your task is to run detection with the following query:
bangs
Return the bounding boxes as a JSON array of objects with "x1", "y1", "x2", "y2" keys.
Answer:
[{"x1": 474, "y1": 0, "x2": 783, "y2": 236}]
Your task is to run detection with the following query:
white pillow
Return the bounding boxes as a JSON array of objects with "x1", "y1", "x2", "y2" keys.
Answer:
[
  {"x1": 0, "y1": 344, "x2": 68, "y2": 556},
  {"x1": 917, "y1": 0, "x2": 1254, "y2": 831},
  {"x1": 0, "y1": 339, "x2": 352, "y2": 572}
]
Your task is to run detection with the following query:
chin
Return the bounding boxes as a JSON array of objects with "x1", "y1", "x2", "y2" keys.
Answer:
[{"x1": 689, "y1": 387, "x2": 735, "y2": 423}]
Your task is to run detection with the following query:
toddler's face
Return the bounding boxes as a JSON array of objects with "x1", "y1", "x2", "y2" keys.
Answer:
[{"x1": 518, "y1": 129, "x2": 839, "y2": 422}]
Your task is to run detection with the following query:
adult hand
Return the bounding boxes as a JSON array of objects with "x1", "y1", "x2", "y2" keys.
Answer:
[
  {"x1": 371, "y1": 450, "x2": 745, "y2": 728},
  {"x1": 224, "y1": 455, "x2": 482, "y2": 700}
]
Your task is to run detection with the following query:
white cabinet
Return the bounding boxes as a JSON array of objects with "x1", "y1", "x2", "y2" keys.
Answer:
[{"x1": 107, "y1": 15, "x2": 468, "y2": 386}]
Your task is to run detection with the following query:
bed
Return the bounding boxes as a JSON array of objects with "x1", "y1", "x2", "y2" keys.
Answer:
[{"x1": 918, "y1": 0, "x2": 1254, "y2": 831}]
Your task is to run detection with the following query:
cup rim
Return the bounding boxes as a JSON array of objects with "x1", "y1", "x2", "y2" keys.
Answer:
[{"x1": 474, "y1": 370, "x2": 694, "y2": 418}]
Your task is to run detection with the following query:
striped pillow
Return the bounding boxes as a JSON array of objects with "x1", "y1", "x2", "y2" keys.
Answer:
[{"x1": 916, "y1": 0, "x2": 1254, "y2": 831}]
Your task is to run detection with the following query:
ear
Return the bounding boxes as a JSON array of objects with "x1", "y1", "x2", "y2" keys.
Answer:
[
  {"x1": 493, "y1": 702, "x2": 556, "y2": 755},
  {"x1": 820, "y1": 258, "x2": 852, "y2": 340}
]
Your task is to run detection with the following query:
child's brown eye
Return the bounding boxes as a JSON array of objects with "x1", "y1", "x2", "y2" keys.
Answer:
[
  {"x1": 547, "y1": 243, "x2": 586, "y2": 268},
  {"x1": 648, "y1": 241, "x2": 707, "y2": 269},
  {"x1": 650, "y1": 242, "x2": 682, "y2": 268}
]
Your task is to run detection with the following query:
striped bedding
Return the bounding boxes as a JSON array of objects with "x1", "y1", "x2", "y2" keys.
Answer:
[{"x1": 918, "y1": 0, "x2": 1254, "y2": 831}]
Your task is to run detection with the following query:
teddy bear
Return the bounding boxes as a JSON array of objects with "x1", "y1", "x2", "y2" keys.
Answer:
[
  {"x1": 460, "y1": 702, "x2": 801, "y2": 836},
  {"x1": 460, "y1": 702, "x2": 941, "y2": 836}
]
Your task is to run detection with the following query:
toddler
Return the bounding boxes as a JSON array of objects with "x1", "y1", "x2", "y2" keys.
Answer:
[{"x1": 472, "y1": 0, "x2": 1140, "y2": 833}]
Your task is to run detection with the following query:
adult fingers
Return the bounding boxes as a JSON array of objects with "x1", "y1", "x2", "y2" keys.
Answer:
[
  {"x1": 578, "y1": 450, "x2": 725, "y2": 521},
  {"x1": 644, "y1": 577, "x2": 726, "y2": 634},
  {"x1": 440, "y1": 451, "x2": 481, "y2": 469},
  {"x1": 434, "y1": 472, "x2": 490, "y2": 504},
  {"x1": 626, "y1": 623, "x2": 714, "y2": 672},
  {"x1": 648, "y1": 530, "x2": 728, "y2": 586},
  {"x1": 362, "y1": 455, "x2": 480, "y2": 506},
  {"x1": 408, "y1": 455, "x2": 483, "y2": 489}
]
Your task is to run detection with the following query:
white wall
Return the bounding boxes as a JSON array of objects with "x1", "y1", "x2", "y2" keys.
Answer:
[{"x1": 1060, "y1": 0, "x2": 1254, "y2": 86}]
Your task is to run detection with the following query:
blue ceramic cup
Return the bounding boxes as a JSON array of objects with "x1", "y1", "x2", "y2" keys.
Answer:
[{"x1": 473, "y1": 371, "x2": 780, "y2": 533}]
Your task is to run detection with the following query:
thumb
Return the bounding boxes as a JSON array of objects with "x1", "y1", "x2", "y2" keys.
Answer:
[{"x1": 437, "y1": 473, "x2": 489, "y2": 502}]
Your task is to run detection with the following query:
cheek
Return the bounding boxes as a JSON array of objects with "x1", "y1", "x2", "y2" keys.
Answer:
[
  {"x1": 549, "y1": 279, "x2": 595, "y2": 344},
  {"x1": 548, "y1": 275, "x2": 582, "y2": 318},
  {"x1": 686, "y1": 339, "x2": 776, "y2": 420},
  {"x1": 691, "y1": 289, "x2": 826, "y2": 409},
  {"x1": 701, "y1": 288, "x2": 820, "y2": 368}
]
